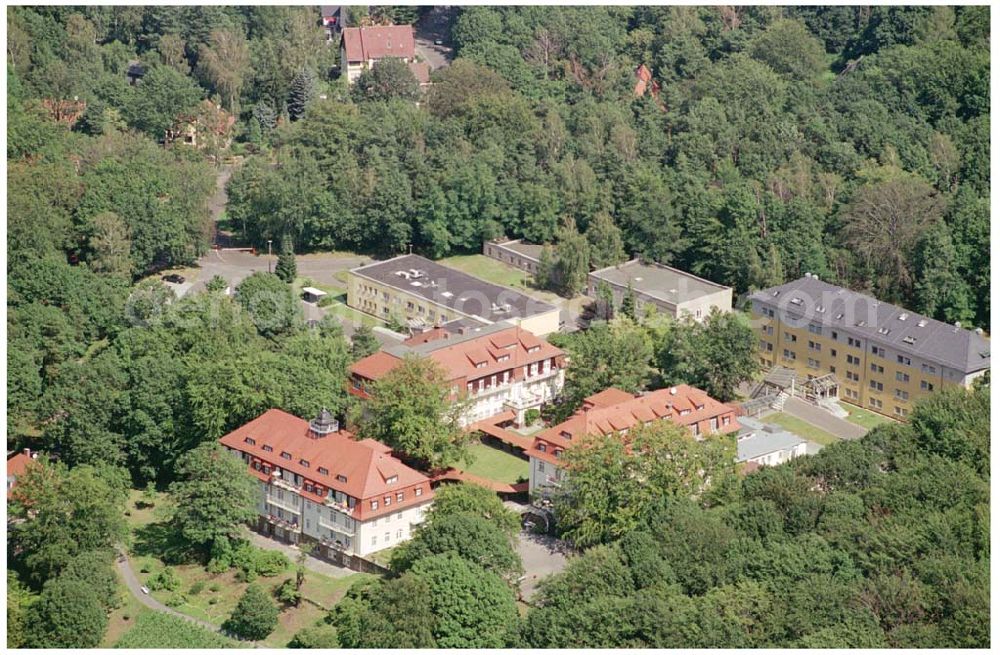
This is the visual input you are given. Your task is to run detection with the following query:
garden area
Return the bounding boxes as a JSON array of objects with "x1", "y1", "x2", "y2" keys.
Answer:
[
  {"x1": 838, "y1": 403, "x2": 893, "y2": 431},
  {"x1": 764, "y1": 412, "x2": 841, "y2": 447},
  {"x1": 461, "y1": 441, "x2": 529, "y2": 485},
  {"x1": 123, "y1": 489, "x2": 373, "y2": 647}
]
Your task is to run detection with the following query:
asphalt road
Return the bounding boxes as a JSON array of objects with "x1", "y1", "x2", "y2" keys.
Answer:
[
  {"x1": 414, "y1": 6, "x2": 455, "y2": 71},
  {"x1": 115, "y1": 554, "x2": 222, "y2": 634}
]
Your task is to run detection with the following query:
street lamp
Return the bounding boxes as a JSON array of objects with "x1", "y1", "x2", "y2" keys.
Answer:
[{"x1": 267, "y1": 239, "x2": 273, "y2": 273}]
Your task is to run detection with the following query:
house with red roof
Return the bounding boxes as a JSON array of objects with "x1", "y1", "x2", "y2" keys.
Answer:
[
  {"x1": 528, "y1": 385, "x2": 740, "y2": 496},
  {"x1": 219, "y1": 408, "x2": 433, "y2": 558},
  {"x1": 340, "y1": 24, "x2": 416, "y2": 83},
  {"x1": 7, "y1": 449, "x2": 38, "y2": 499},
  {"x1": 349, "y1": 321, "x2": 566, "y2": 427}
]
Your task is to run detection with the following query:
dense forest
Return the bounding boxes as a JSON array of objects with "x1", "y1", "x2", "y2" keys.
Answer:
[{"x1": 5, "y1": 5, "x2": 991, "y2": 649}]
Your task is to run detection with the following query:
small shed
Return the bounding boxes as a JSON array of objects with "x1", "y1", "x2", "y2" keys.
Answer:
[{"x1": 302, "y1": 287, "x2": 328, "y2": 303}]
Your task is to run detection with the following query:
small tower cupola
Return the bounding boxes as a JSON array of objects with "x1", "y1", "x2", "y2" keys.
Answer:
[{"x1": 309, "y1": 408, "x2": 339, "y2": 438}]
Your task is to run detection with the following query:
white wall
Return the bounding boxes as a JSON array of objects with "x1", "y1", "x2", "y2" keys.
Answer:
[{"x1": 355, "y1": 502, "x2": 430, "y2": 556}]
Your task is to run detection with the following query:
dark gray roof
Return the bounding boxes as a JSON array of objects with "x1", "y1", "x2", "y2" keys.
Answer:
[
  {"x1": 590, "y1": 259, "x2": 730, "y2": 305},
  {"x1": 751, "y1": 276, "x2": 990, "y2": 374},
  {"x1": 736, "y1": 417, "x2": 806, "y2": 462},
  {"x1": 498, "y1": 239, "x2": 544, "y2": 262},
  {"x1": 351, "y1": 254, "x2": 556, "y2": 324}
]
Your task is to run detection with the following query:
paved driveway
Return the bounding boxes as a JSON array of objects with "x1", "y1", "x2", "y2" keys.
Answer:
[
  {"x1": 414, "y1": 6, "x2": 455, "y2": 70},
  {"x1": 246, "y1": 530, "x2": 356, "y2": 579},
  {"x1": 782, "y1": 396, "x2": 867, "y2": 440},
  {"x1": 115, "y1": 555, "x2": 222, "y2": 634},
  {"x1": 516, "y1": 532, "x2": 572, "y2": 602}
]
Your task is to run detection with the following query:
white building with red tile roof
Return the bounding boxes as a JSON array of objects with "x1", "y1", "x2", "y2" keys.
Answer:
[
  {"x1": 528, "y1": 385, "x2": 740, "y2": 496},
  {"x1": 7, "y1": 448, "x2": 38, "y2": 499},
  {"x1": 349, "y1": 321, "x2": 566, "y2": 427},
  {"x1": 340, "y1": 24, "x2": 416, "y2": 83},
  {"x1": 219, "y1": 408, "x2": 433, "y2": 557}
]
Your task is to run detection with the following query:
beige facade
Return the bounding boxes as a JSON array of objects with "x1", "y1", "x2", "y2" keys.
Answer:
[
  {"x1": 347, "y1": 255, "x2": 561, "y2": 336},
  {"x1": 483, "y1": 238, "x2": 544, "y2": 275},
  {"x1": 750, "y1": 276, "x2": 990, "y2": 420},
  {"x1": 588, "y1": 260, "x2": 732, "y2": 322}
]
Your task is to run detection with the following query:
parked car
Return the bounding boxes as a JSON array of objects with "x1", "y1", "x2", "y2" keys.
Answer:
[
  {"x1": 162, "y1": 274, "x2": 185, "y2": 284},
  {"x1": 140, "y1": 586, "x2": 150, "y2": 595},
  {"x1": 434, "y1": 38, "x2": 443, "y2": 45}
]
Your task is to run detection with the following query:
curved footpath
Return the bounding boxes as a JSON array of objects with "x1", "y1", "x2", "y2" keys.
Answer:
[{"x1": 115, "y1": 554, "x2": 237, "y2": 638}]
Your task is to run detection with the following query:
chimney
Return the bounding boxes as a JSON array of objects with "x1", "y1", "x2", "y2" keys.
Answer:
[
  {"x1": 23, "y1": 448, "x2": 31, "y2": 458},
  {"x1": 669, "y1": 387, "x2": 677, "y2": 395}
]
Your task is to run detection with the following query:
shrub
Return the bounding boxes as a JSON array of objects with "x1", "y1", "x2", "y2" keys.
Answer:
[
  {"x1": 275, "y1": 578, "x2": 302, "y2": 606},
  {"x1": 524, "y1": 409, "x2": 541, "y2": 425},
  {"x1": 209, "y1": 597, "x2": 219, "y2": 605},
  {"x1": 139, "y1": 563, "x2": 152, "y2": 574},
  {"x1": 254, "y1": 550, "x2": 289, "y2": 577},
  {"x1": 147, "y1": 568, "x2": 181, "y2": 592},
  {"x1": 289, "y1": 624, "x2": 339, "y2": 648},
  {"x1": 165, "y1": 593, "x2": 187, "y2": 608},
  {"x1": 189, "y1": 581, "x2": 206, "y2": 595},
  {"x1": 224, "y1": 584, "x2": 279, "y2": 641},
  {"x1": 317, "y1": 295, "x2": 335, "y2": 308},
  {"x1": 209, "y1": 582, "x2": 221, "y2": 593}
]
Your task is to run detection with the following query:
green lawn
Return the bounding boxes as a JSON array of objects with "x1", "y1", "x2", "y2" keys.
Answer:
[
  {"x1": 838, "y1": 403, "x2": 892, "y2": 431},
  {"x1": 462, "y1": 442, "x2": 529, "y2": 484},
  {"x1": 765, "y1": 412, "x2": 841, "y2": 447},
  {"x1": 439, "y1": 254, "x2": 532, "y2": 290},
  {"x1": 120, "y1": 489, "x2": 373, "y2": 647}
]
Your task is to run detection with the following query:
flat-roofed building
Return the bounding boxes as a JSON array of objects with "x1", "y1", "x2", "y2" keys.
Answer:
[
  {"x1": 219, "y1": 408, "x2": 434, "y2": 558},
  {"x1": 735, "y1": 417, "x2": 808, "y2": 468},
  {"x1": 483, "y1": 238, "x2": 545, "y2": 275},
  {"x1": 528, "y1": 385, "x2": 740, "y2": 496},
  {"x1": 750, "y1": 274, "x2": 991, "y2": 419},
  {"x1": 347, "y1": 254, "x2": 560, "y2": 336},
  {"x1": 350, "y1": 321, "x2": 566, "y2": 426},
  {"x1": 588, "y1": 259, "x2": 732, "y2": 322}
]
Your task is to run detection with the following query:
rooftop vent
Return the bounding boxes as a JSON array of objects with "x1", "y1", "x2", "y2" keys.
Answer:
[
  {"x1": 408, "y1": 269, "x2": 425, "y2": 278},
  {"x1": 902, "y1": 336, "x2": 916, "y2": 345},
  {"x1": 309, "y1": 408, "x2": 339, "y2": 437},
  {"x1": 877, "y1": 327, "x2": 890, "y2": 335},
  {"x1": 772, "y1": 290, "x2": 780, "y2": 297},
  {"x1": 395, "y1": 270, "x2": 411, "y2": 280},
  {"x1": 898, "y1": 313, "x2": 909, "y2": 321},
  {"x1": 790, "y1": 297, "x2": 803, "y2": 306},
  {"x1": 835, "y1": 313, "x2": 844, "y2": 319},
  {"x1": 917, "y1": 319, "x2": 928, "y2": 327},
  {"x1": 669, "y1": 387, "x2": 677, "y2": 395},
  {"x1": 817, "y1": 306, "x2": 826, "y2": 313},
  {"x1": 634, "y1": 277, "x2": 643, "y2": 282},
  {"x1": 441, "y1": 291, "x2": 454, "y2": 299}
]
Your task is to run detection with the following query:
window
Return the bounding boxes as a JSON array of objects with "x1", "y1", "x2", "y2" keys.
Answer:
[
  {"x1": 372, "y1": 535, "x2": 377, "y2": 546},
  {"x1": 831, "y1": 331, "x2": 838, "y2": 340},
  {"x1": 830, "y1": 349, "x2": 837, "y2": 358},
  {"x1": 397, "y1": 529, "x2": 403, "y2": 539},
  {"x1": 807, "y1": 358, "x2": 820, "y2": 369},
  {"x1": 370, "y1": 500, "x2": 378, "y2": 510},
  {"x1": 848, "y1": 337, "x2": 861, "y2": 348},
  {"x1": 337, "y1": 474, "x2": 347, "y2": 483},
  {"x1": 808, "y1": 324, "x2": 822, "y2": 335},
  {"x1": 782, "y1": 349, "x2": 796, "y2": 361},
  {"x1": 318, "y1": 467, "x2": 329, "y2": 475},
  {"x1": 244, "y1": 437, "x2": 256, "y2": 445},
  {"x1": 895, "y1": 389, "x2": 909, "y2": 400},
  {"x1": 784, "y1": 332, "x2": 798, "y2": 342},
  {"x1": 385, "y1": 532, "x2": 390, "y2": 543},
  {"x1": 896, "y1": 372, "x2": 910, "y2": 383},
  {"x1": 710, "y1": 417, "x2": 718, "y2": 431},
  {"x1": 384, "y1": 496, "x2": 391, "y2": 506},
  {"x1": 871, "y1": 345, "x2": 885, "y2": 357},
  {"x1": 921, "y1": 363, "x2": 937, "y2": 374},
  {"x1": 262, "y1": 445, "x2": 273, "y2": 453},
  {"x1": 869, "y1": 381, "x2": 884, "y2": 392},
  {"x1": 396, "y1": 492, "x2": 404, "y2": 502},
  {"x1": 537, "y1": 460, "x2": 545, "y2": 472},
  {"x1": 897, "y1": 355, "x2": 912, "y2": 366},
  {"x1": 386, "y1": 475, "x2": 398, "y2": 485},
  {"x1": 299, "y1": 459, "x2": 309, "y2": 468},
  {"x1": 537, "y1": 443, "x2": 547, "y2": 452},
  {"x1": 280, "y1": 451, "x2": 292, "y2": 460},
  {"x1": 847, "y1": 355, "x2": 860, "y2": 366},
  {"x1": 869, "y1": 398, "x2": 883, "y2": 409},
  {"x1": 306, "y1": 519, "x2": 310, "y2": 529},
  {"x1": 808, "y1": 340, "x2": 821, "y2": 351},
  {"x1": 415, "y1": 487, "x2": 422, "y2": 496},
  {"x1": 894, "y1": 407, "x2": 909, "y2": 417},
  {"x1": 397, "y1": 512, "x2": 402, "y2": 520},
  {"x1": 829, "y1": 365, "x2": 836, "y2": 374},
  {"x1": 870, "y1": 363, "x2": 884, "y2": 374},
  {"x1": 921, "y1": 380, "x2": 934, "y2": 392}
]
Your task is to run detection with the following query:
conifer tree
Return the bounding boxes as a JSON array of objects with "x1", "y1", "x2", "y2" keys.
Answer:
[
  {"x1": 287, "y1": 68, "x2": 317, "y2": 121},
  {"x1": 274, "y1": 238, "x2": 297, "y2": 283}
]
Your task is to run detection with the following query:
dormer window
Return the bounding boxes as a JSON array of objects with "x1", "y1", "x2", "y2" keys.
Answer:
[
  {"x1": 280, "y1": 451, "x2": 292, "y2": 460},
  {"x1": 384, "y1": 496, "x2": 392, "y2": 505},
  {"x1": 318, "y1": 467, "x2": 329, "y2": 475},
  {"x1": 554, "y1": 449, "x2": 563, "y2": 459},
  {"x1": 497, "y1": 354, "x2": 510, "y2": 362},
  {"x1": 695, "y1": 403, "x2": 705, "y2": 411},
  {"x1": 370, "y1": 500, "x2": 378, "y2": 510},
  {"x1": 262, "y1": 445, "x2": 273, "y2": 452},
  {"x1": 560, "y1": 431, "x2": 572, "y2": 440},
  {"x1": 244, "y1": 437, "x2": 256, "y2": 445},
  {"x1": 679, "y1": 409, "x2": 691, "y2": 416},
  {"x1": 299, "y1": 459, "x2": 309, "y2": 468},
  {"x1": 476, "y1": 361, "x2": 486, "y2": 368},
  {"x1": 537, "y1": 443, "x2": 547, "y2": 452},
  {"x1": 337, "y1": 474, "x2": 347, "y2": 483},
  {"x1": 386, "y1": 475, "x2": 398, "y2": 484},
  {"x1": 902, "y1": 336, "x2": 916, "y2": 345},
  {"x1": 528, "y1": 345, "x2": 540, "y2": 353}
]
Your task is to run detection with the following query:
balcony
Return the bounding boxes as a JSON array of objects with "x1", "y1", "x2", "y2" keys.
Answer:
[
  {"x1": 265, "y1": 497, "x2": 301, "y2": 515},
  {"x1": 318, "y1": 517, "x2": 356, "y2": 537},
  {"x1": 266, "y1": 513, "x2": 301, "y2": 531}
]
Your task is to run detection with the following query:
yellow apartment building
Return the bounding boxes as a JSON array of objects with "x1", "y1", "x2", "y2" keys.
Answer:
[{"x1": 750, "y1": 275, "x2": 990, "y2": 419}]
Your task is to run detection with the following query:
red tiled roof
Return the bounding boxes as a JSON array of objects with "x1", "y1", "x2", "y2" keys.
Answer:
[
  {"x1": 219, "y1": 409, "x2": 432, "y2": 520},
  {"x1": 341, "y1": 25, "x2": 415, "y2": 63},
  {"x1": 351, "y1": 325, "x2": 564, "y2": 390},
  {"x1": 532, "y1": 385, "x2": 740, "y2": 465},
  {"x1": 7, "y1": 450, "x2": 36, "y2": 499}
]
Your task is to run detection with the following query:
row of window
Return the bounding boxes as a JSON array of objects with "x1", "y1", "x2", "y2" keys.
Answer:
[{"x1": 369, "y1": 487, "x2": 423, "y2": 511}]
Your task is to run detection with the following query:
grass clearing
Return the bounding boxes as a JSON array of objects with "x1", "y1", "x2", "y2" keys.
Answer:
[
  {"x1": 121, "y1": 489, "x2": 373, "y2": 646},
  {"x1": 462, "y1": 442, "x2": 529, "y2": 484},
  {"x1": 100, "y1": 579, "x2": 149, "y2": 647},
  {"x1": 839, "y1": 403, "x2": 892, "y2": 431},
  {"x1": 766, "y1": 413, "x2": 841, "y2": 446}
]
